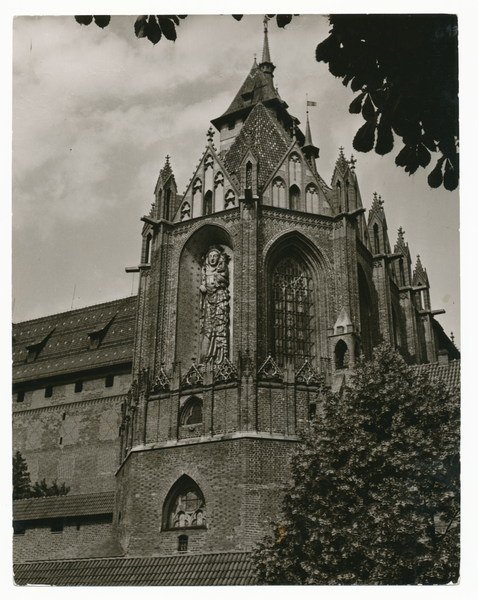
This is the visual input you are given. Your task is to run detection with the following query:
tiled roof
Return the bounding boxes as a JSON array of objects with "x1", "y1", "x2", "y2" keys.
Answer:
[
  {"x1": 12, "y1": 296, "x2": 137, "y2": 383},
  {"x1": 13, "y1": 492, "x2": 115, "y2": 521},
  {"x1": 415, "y1": 359, "x2": 460, "y2": 390},
  {"x1": 223, "y1": 103, "x2": 291, "y2": 190},
  {"x1": 13, "y1": 551, "x2": 258, "y2": 586}
]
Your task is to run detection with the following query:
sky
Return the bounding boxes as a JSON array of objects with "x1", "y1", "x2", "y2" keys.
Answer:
[{"x1": 12, "y1": 13, "x2": 461, "y2": 349}]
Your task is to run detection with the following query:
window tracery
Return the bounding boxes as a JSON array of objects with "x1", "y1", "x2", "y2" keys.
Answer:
[
  {"x1": 272, "y1": 255, "x2": 314, "y2": 367},
  {"x1": 272, "y1": 178, "x2": 286, "y2": 208},
  {"x1": 224, "y1": 189, "x2": 236, "y2": 209},
  {"x1": 181, "y1": 398, "x2": 203, "y2": 425},
  {"x1": 163, "y1": 478, "x2": 206, "y2": 530}
]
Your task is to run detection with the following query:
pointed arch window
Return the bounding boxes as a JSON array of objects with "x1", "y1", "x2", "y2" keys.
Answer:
[
  {"x1": 162, "y1": 476, "x2": 207, "y2": 531},
  {"x1": 272, "y1": 255, "x2": 314, "y2": 367},
  {"x1": 288, "y1": 153, "x2": 301, "y2": 183},
  {"x1": 181, "y1": 397, "x2": 203, "y2": 425},
  {"x1": 399, "y1": 258, "x2": 405, "y2": 286},
  {"x1": 335, "y1": 339, "x2": 348, "y2": 369},
  {"x1": 289, "y1": 184, "x2": 300, "y2": 211},
  {"x1": 203, "y1": 190, "x2": 213, "y2": 216},
  {"x1": 305, "y1": 184, "x2": 319, "y2": 214},
  {"x1": 272, "y1": 178, "x2": 286, "y2": 209},
  {"x1": 165, "y1": 189, "x2": 171, "y2": 220},
  {"x1": 246, "y1": 161, "x2": 252, "y2": 189},
  {"x1": 373, "y1": 223, "x2": 380, "y2": 254}
]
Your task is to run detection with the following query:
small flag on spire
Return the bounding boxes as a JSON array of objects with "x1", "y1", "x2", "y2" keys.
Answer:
[{"x1": 307, "y1": 101, "x2": 317, "y2": 106}]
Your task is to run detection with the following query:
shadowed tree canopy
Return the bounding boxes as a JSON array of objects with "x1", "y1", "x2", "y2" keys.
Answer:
[
  {"x1": 316, "y1": 14, "x2": 459, "y2": 191},
  {"x1": 13, "y1": 450, "x2": 70, "y2": 500},
  {"x1": 75, "y1": 14, "x2": 458, "y2": 191},
  {"x1": 253, "y1": 345, "x2": 460, "y2": 585}
]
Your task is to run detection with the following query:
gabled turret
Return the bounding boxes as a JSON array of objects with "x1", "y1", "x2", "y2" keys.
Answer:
[
  {"x1": 367, "y1": 192, "x2": 391, "y2": 255},
  {"x1": 153, "y1": 156, "x2": 178, "y2": 222},
  {"x1": 412, "y1": 254, "x2": 431, "y2": 310},
  {"x1": 393, "y1": 226, "x2": 412, "y2": 287},
  {"x1": 330, "y1": 147, "x2": 362, "y2": 216}
]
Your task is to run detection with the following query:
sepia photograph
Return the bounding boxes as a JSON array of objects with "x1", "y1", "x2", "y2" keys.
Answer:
[{"x1": 12, "y1": 12, "x2": 460, "y2": 586}]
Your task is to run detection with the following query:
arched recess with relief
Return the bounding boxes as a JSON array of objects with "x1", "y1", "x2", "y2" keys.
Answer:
[
  {"x1": 175, "y1": 225, "x2": 234, "y2": 368},
  {"x1": 262, "y1": 232, "x2": 329, "y2": 371}
]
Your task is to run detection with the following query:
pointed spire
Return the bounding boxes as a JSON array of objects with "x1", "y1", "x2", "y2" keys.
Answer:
[
  {"x1": 252, "y1": 53, "x2": 258, "y2": 69},
  {"x1": 394, "y1": 226, "x2": 410, "y2": 258},
  {"x1": 335, "y1": 146, "x2": 349, "y2": 173},
  {"x1": 262, "y1": 16, "x2": 272, "y2": 63},
  {"x1": 259, "y1": 16, "x2": 275, "y2": 76},
  {"x1": 302, "y1": 106, "x2": 319, "y2": 167},
  {"x1": 412, "y1": 253, "x2": 429, "y2": 287},
  {"x1": 160, "y1": 155, "x2": 172, "y2": 182}
]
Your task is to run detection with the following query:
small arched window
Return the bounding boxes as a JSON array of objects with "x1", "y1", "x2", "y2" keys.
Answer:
[
  {"x1": 165, "y1": 189, "x2": 171, "y2": 220},
  {"x1": 246, "y1": 161, "x2": 253, "y2": 189},
  {"x1": 289, "y1": 153, "x2": 301, "y2": 183},
  {"x1": 163, "y1": 476, "x2": 206, "y2": 531},
  {"x1": 335, "y1": 339, "x2": 348, "y2": 369},
  {"x1": 203, "y1": 190, "x2": 212, "y2": 216},
  {"x1": 181, "y1": 397, "x2": 203, "y2": 425},
  {"x1": 272, "y1": 178, "x2": 286, "y2": 208},
  {"x1": 373, "y1": 223, "x2": 380, "y2": 254},
  {"x1": 305, "y1": 184, "x2": 319, "y2": 214},
  {"x1": 289, "y1": 184, "x2": 300, "y2": 211}
]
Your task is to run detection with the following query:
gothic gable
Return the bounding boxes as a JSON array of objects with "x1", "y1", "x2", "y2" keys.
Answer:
[{"x1": 174, "y1": 143, "x2": 238, "y2": 222}]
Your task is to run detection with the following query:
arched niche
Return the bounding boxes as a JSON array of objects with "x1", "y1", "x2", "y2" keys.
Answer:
[{"x1": 176, "y1": 225, "x2": 234, "y2": 368}]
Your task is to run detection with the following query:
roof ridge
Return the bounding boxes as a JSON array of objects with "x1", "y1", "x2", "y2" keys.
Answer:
[
  {"x1": 16, "y1": 549, "x2": 253, "y2": 564},
  {"x1": 13, "y1": 296, "x2": 137, "y2": 327}
]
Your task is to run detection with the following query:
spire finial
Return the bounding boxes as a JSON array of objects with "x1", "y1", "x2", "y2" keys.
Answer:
[
  {"x1": 349, "y1": 154, "x2": 357, "y2": 170},
  {"x1": 260, "y1": 15, "x2": 273, "y2": 70}
]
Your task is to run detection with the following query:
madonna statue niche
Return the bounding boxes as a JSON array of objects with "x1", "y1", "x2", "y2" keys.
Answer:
[{"x1": 199, "y1": 246, "x2": 230, "y2": 364}]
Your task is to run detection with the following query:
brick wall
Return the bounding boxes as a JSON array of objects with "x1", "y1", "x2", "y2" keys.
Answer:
[
  {"x1": 116, "y1": 437, "x2": 297, "y2": 556},
  {"x1": 12, "y1": 375, "x2": 129, "y2": 494},
  {"x1": 13, "y1": 518, "x2": 113, "y2": 562}
]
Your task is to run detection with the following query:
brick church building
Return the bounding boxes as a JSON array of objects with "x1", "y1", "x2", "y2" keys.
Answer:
[{"x1": 13, "y1": 21, "x2": 459, "y2": 585}]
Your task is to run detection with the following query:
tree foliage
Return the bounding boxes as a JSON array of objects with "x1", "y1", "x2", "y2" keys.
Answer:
[
  {"x1": 253, "y1": 345, "x2": 460, "y2": 585},
  {"x1": 13, "y1": 451, "x2": 70, "y2": 500},
  {"x1": 13, "y1": 450, "x2": 32, "y2": 500},
  {"x1": 316, "y1": 15, "x2": 459, "y2": 191}
]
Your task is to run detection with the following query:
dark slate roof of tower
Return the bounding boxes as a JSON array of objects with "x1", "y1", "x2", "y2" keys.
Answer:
[
  {"x1": 216, "y1": 60, "x2": 282, "y2": 123},
  {"x1": 13, "y1": 492, "x2": 115, "y2": 521},
  {"x1": 12, "y1": 296, "x2": 137, "y2": 383},
  {"x1": 222, "y1": 102, "x2": 291, "y2": 190},
  {"x1": 14, "y1": 551, "x2": 258, "y2": 586}
]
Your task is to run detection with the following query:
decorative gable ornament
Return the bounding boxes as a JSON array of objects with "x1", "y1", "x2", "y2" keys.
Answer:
[
  {"x1": 181, "y1": 359, "x2": 204, "y2": 389},
  {"x1": 295, "y1": 358, "x2": 322, "y2": 385},
  {"x1": 152, "y1": 364, "x2": 171, "y2": 392},
  {"x1": 214, "y1": 357, "x2": 238, "y2": 383},
  {"x1": 257, "y1": 353, "x2": 283, "y2": 381}
]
